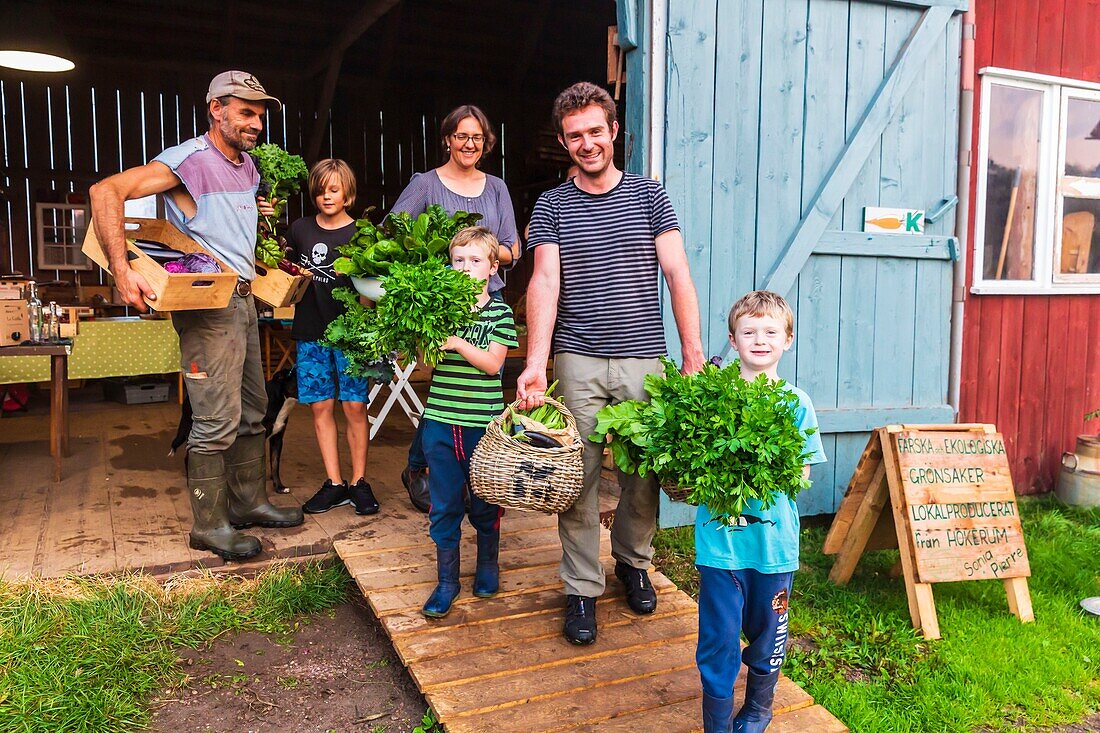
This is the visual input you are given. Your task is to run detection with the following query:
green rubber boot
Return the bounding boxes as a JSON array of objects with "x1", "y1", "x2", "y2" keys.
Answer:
[
  {"x1": 187, "y1": 451, "x2": 262, "y2": 561},
  {"x1": 225, "y1": 434, "x2": 304, "y2": 529}
]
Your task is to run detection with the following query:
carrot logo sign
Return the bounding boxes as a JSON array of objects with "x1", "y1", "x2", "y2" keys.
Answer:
[{"x1": 863, "y1": 206, "x2": 925, "y2": 234}]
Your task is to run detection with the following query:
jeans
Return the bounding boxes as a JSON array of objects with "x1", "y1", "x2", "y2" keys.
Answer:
[
  {"x1": 696, "y1": 565, "x2": 793, "y2": 699},
  {"x1": 172, "y1": 293, "x2": 266, "y2": 454},
  {"x1": 422, "y1": 418, "x2": 503, "y2": 549}
]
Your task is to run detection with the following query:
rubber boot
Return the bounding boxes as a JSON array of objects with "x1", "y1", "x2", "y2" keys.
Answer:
[
  {"x1": 186, "y1": 451, "x2": 262, "y2": 561},
  {"x1": 732, "y1": 670, "x2": 780, "y2": 733},
  {"x1": 224, "y1": 434, "x2": 304, "y2": 529},
  {"x1": 702, "y1": 692, "x2": 735, "y2": 733},
  {"x1": 422, "y1": 547, "x2": 461, "y2": 618},
  {"x1": 473, "y1": 531, "x2": 500, "y2": 598}
]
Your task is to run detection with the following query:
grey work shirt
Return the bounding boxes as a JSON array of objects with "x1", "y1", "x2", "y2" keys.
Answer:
[{"x1": 390, "y1": 169, "x2": 519, "y2": 293}]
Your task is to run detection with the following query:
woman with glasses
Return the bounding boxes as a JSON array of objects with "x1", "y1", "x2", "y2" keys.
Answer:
[{"x1": 392, "y1": 104, "x2": 521, "y2": 514}]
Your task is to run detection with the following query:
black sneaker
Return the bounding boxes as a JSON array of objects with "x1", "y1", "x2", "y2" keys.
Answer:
[
  {"x1": 615, "y1": 561, "x2": 657, "y2": 614},
  {"x1": 302, "y1": 480, "x2": 350, "y2": 514},
  {"x1": 349, "y1": 477, "x2": 380, "y2": 515},
  {"x1": 400, "y1": 466, "x2": 431, "y2": 513},
  {"x1": 563, "y1": 594, "x2": 598, "y2": 645}
]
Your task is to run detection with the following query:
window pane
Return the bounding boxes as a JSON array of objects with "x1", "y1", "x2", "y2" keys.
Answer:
[
  {"x1": 1060, "y1": 198, "x2": 1100, "y2": 274},
  {"x1": 1065, "y1": 97, "x2": 1100, "y2": 176},
  {"x1": 982, "y1": 84, "x2": 1042, "y2": 281}
]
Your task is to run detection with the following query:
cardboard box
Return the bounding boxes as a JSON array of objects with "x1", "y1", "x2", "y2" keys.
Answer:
[
  {"x1": 0, "y1": 301, "x2": 28, "y2": 346},
  {"x1": 103, "y1": 377, "x2": 170, "y2": 404},
  {"x1": 252, "y1": 262, "x2": 312, "y2": 308},
  {"x1": 82, "y1": 218, "x2": 237, "y2": 311},
  {"x1": 0, "y1": 280, "x2": 25, "y2": 300},
  {"x1": 272, "y1": 305, "x2": 295, "y2": 320}
]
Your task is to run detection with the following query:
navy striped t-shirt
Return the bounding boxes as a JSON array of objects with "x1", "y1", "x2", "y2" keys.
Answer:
[{"x1": 526, "y1": 173, "x2": 679, "y2": 358}]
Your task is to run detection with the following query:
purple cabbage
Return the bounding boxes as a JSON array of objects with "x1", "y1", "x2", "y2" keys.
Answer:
[{"x1": 164, "y1": 253, "x2": 221, "y2": 274}]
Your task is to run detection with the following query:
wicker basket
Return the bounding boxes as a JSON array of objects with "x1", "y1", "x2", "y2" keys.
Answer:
[
  {"x1": 660, "y1": 479, "x2": 696, "y2": 505},
  {"x1": 470, "y1": 397, "x2": 584, "y2": 514}
]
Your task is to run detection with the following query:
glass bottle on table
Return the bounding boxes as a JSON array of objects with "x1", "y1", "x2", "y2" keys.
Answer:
[
  {"x1": 46, "y1": 301, "x2": 60, "y2": 342},
  {"x1": 26, "y1": 281, "x2": 43, "y2": 343}
]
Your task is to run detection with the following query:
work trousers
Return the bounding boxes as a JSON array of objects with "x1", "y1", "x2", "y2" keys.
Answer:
[
  {"x1": 696, "y1": 565, "x2": 794, "y2": 699},
  {"x1": 172, "y1": 293, "x2": 266, "y2": 454},
  {"x1": 553, "y1": 352, "x2": 662, "y2": 597},
  {"x1": 422, "y1": 418, "x2": 503, "y2": 550}
]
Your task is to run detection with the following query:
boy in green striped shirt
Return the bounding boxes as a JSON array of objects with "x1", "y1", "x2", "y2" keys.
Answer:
[{"x1": 421, "y1": 226, "x2": 519, "y2": 618}]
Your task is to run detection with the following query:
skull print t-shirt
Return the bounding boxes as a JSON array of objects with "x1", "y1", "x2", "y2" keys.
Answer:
[{"x1": 286, "y1": 216, "x2": 357, "y2": 342}]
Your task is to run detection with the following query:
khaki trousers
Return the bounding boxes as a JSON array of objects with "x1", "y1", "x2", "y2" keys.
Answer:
[
  {"x1": 172, "y1": 293, "x2": 267, "y2": 454},
  {"x1": 554, "y1": 352, "x2": 662, "y2": 597}
]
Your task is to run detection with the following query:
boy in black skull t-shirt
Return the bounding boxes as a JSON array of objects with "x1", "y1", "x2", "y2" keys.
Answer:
[{"x1": 286, "y1": 159, "x2": 378, "y2": 517}]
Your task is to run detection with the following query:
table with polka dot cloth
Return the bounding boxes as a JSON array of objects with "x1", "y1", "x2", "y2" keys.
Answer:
[{"x1": 0, "y1": 318, "x2": 181, "y2": 384}]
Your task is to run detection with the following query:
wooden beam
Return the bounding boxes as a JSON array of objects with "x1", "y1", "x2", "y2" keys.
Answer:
[
  {"x1": 816, "y1": 405, "x2": 955, "y2": 434},
  {"x1": 511, "y1": 0, "x2": 552, "y2": 93},
  {"x1": 304, "y1": 0, "x2": 401, "y2": 78},
  {"x1": 305, "y1": 0, "x2": 401, "y2": 163},
  {"x1": 813, "y1": 232, "x2": 956, "y2": 260},
  {"x1": 873, "y1": 0, "x2": 967, "y2": 9},
  {"x1": 759, "y1": 7, "x2": 954, "y2": 295}
]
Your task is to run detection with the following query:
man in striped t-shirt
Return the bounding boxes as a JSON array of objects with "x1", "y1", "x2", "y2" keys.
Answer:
[
  {"x1": 420, "y1": 227, "x2": 519, "y2": 619},
  {"x1": 517, "y1": 82, "x2": 705, "y2": 645}
]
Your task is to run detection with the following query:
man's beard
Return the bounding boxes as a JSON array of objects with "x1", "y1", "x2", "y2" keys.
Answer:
[{"x1": 220, "y1": 117, "x2": 257, "y2": 152}]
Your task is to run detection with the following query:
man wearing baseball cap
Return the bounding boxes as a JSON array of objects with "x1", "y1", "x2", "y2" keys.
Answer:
[{"x1": 89, "y1": 71, "x2": 302, "y2": 562}]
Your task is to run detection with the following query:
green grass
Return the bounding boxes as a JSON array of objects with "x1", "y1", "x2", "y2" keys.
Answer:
[
  {"x1": 0, "y1": 561, "x2": 350, "y2": 732},
  {"x1": 654, "y1": 497, "x2": 1100, "y2": 733}
]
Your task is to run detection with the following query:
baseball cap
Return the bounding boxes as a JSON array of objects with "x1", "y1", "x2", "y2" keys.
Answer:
[{"x1": 206, "y1": 70, "x2": 281, "y2": 112}]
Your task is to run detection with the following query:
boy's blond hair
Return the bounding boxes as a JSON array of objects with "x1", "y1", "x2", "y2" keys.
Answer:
[
  {"x1": 308, "y1": 159, "x2": 357, "y2": 210},
  {"x1": 449, "y1": 226, "x2": 500, "y2": 264},
  {"x1": 728, "y1": 290, "x2": 794, "y2": 336}
]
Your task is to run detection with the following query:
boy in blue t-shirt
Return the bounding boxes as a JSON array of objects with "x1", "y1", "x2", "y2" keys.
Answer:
[{"x1": 695, "y1": 291, "x2": 826, "y2": 733}]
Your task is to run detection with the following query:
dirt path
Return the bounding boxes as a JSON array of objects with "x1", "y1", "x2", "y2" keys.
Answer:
[{"x1": 150, "y1": 599, "x2": 427, "y2": 733}]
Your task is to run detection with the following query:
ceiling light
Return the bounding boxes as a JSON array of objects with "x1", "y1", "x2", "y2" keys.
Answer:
[{"x1": 0, "y1": 50, "x2": 74, "y2": 73}]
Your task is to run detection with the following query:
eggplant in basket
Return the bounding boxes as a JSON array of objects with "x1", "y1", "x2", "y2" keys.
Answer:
[{"x1": 509, "y1": 422, "x2": 564, "y2": 448}]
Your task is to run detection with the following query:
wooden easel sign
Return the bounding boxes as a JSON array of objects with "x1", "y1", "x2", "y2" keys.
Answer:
[{"x1": 824, "y1": 424, "x2": 1034, "y2": 640}]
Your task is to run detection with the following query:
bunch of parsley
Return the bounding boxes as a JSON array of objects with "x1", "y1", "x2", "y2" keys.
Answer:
[
  {"x1": 333, "y1": 205, "x2": 482, "y2": 278},
  {"x1": 320, "y1": 288, "x2": 394, "y2": 381},
  {"x1": 249, "y1": 143, "x2": 308, "y2": 268},
  {"x1": 590, "y1": 357, "x2": 814, "y2": 523},
  {"x1": 321, "y1": 259, "x2": 482, "y2": 375}
]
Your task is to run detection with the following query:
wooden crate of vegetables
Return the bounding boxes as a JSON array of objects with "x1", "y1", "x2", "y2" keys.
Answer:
[
  {"x1": 250, "y1": 144, "x2": 312, "y2": 308},
  {"x1": 251, "y1": 261, "x2": 311, "y2": 308},
  {"x1": 82, "y1": 217, "x2": 237, "y2": 311}
]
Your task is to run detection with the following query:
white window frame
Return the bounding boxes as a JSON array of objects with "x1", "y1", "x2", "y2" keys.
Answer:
[
  {"x1": 973, "y1": 67, "x2": 1100, "y2": 294},
  {"x1": 1054, "y1": 86, "x2": 1100, "y2": 286},
  {"x1": 35, "y1": 203, "x2": 92, "y2": 271}
]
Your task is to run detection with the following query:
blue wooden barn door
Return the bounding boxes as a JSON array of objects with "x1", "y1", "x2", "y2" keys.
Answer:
[{"x1": 658, "y1": 0, "x2": 964, "y2": 527}]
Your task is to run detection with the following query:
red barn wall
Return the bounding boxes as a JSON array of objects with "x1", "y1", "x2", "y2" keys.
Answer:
[{"x1": 960, "y1": 0, "x2": 1100, "y2": 493}]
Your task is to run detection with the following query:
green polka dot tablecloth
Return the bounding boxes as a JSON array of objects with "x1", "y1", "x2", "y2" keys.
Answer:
[{"x1": 0, "y1": 318, "x2": 181, "y2": 384}]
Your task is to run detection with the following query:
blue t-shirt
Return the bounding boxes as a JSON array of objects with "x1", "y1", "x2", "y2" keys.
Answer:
[
  {"x1": 153, "y1": 134, "x2": 260, "y2": 281},
  {"x1": 694, "y1": 385, "x2": 827, "y2": 574}
]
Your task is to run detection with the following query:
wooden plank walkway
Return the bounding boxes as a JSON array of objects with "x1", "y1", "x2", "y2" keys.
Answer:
[
  {"x1": 0, "y1": 395, "x2": 428, "y2": 579},
  {"x1": 336, "y1": 515, "x2": 848, "y2": 732}
]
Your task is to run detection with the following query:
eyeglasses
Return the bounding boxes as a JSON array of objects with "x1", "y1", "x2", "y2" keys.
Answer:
[{"x1": 451, "y1": 133, "x2": 485, "y2": 144}]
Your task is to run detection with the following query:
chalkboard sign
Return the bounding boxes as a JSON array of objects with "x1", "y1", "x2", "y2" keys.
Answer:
[{"x1": 823, "y1": 424, "x2": 1034, "y2": 640}]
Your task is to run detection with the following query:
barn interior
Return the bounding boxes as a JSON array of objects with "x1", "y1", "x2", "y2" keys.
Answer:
[{"x1": 0, "y1": 0, "x2": 623, "y2": 302}]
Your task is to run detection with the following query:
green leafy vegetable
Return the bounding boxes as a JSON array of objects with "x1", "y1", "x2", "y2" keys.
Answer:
[
  {"x1": 249, "y1": 143, "x2": 308, "y2": 268},
  {"x1": 590, "y1": 358, "x2": 815, "y2": 524},
  {"x1": 333, "y1": 205, "x2": 482, "y2": 278},
  {"x1": 374, "y1": 259, "x2": 482, "y2": 367},
  {"x1": 321, "y1": 259, "x2": 482, "y2": 376}
]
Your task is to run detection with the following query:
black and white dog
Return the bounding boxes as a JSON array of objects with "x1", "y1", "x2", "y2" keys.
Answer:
[{"x1": 170, "y1": 366, "x2": 298, "y2": 493}]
